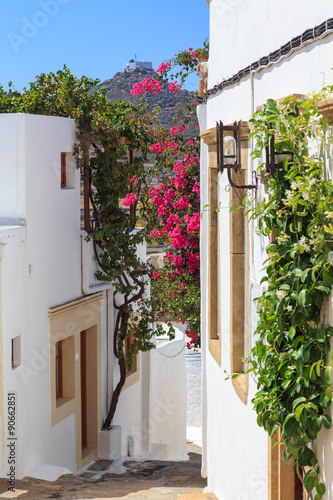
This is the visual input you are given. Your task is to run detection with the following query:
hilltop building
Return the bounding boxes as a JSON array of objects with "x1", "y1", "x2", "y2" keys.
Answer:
[{"x1": 127, "y1": 58, "x2": 153, "y2": 70}]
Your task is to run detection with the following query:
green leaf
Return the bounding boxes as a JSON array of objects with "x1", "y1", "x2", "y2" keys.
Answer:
[
  {"x1": 316, "y1": 285, "x2": 331, "y2": 293},
  {"x1": 282, "y1": 415, "x2": 299, "y2": 438},
  {"x1": 304, "y1": 470, "x2": 318, "y2": 491},
  {"x1": 325, "y1": 365, "x2": 332, "y2": 384},
  {"x1": 298, "y1": 289, "x2": 306, "y2": 307},
  {"x1": 295, "y1": 405, "x2": 302, "y2": 422},
  {"x1": 298, "y1": 446, "x2": 317, "y2": 466},
  {"x1": 316, "y1": 330, "x2": 326, "y2": 342},
  {"x1": 316, "y1": 483, "x2": 326, "y2": 495},
  {"x1": 279, "y1": 284, "x2": 291, "y2": 291},
  {"x1": 322, "y1": 413, "x2": 332, "y2": 429},
  {"x1": 323, "y1": 269, "x2": 333, "y2": 286},
  {"x1": 288, "y1": 326, "x2": 296, "y2": 340},
  {"x1": 292, "y1": 396, "x2": 306, "y2": 409},
  {"x1": 320, "y1": 390, "x2": 331, "y2": 408},
  {"x1": 301, "y1": 269, "x2": 309, "y2": 282}
]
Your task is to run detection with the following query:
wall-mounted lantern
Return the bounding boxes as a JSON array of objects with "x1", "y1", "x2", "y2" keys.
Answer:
[
  {"x1": 216, "y1": 120, "x2": 257, "y2": 191},
  {"x1": 265, "y1": 131, "x2": 293, "y2": 175},
  {"x1": 216, "y1": 121, "x2": 241, "y2": 172}
]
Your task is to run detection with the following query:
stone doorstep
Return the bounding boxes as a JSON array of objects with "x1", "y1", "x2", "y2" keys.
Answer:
[
  {"x1": 178, "y1": 494, "x2": 218, "y2": 500},
  {"x1": 76, "y1": 457, "x2": 125, "y2": 481}
]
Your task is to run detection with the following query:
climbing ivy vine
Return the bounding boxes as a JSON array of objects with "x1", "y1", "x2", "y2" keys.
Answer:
[{"x1": 247, "y1": 89, "x2": 333, "y2": 498}]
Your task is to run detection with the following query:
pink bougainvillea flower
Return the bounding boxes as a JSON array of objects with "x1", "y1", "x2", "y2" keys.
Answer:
[
  {"x1": 129, "y1": 175, "x2": 137, "y2": 183},
  {"x1": 151, "y1": 143, "x2": 164, "y2": 154},
  {"x1": 150, "y1": 228, "x2": 166, "y2": 239},
  {"x1": 123, "y1": 193, "x2": 137, "y2": 206},
  {"x1": 173, "y1": 161, "x2": 184, "y2": 172},
  {"x1": 189, "y1": 47, "x2": 193, "y2": 51},
  {"x1": 152, "y1": 270, "x2": 161, "y2": 279},
  {"x1": 168, "y1": 226, "x2": 190, "y2": 249},
  {"x1": 151, "y1": 194, "x2": 164, "y2": 207},
  {"x1": 147, "y1": 78, "x2": 163, "y2": 94},
  {"x1": 169, "y1": 125, "x2": 186, "y2": 136},
  {"x1": 131, "y1": 81, "x2": 146, "y2": 95},
  {"x1": 173, "y1": 195, "x2": 191, "y2": 210},
  {"x1": 192, "y1": 181, "x2": 200, "y2": 197},
  {"x1": 186, "y1": 329, "x2": 198, "y2": 348},
  {"x1": 184, "y1": 213, "x2": 200, "y2": 235},
  {"x1": 168, "y1": 81, "x2": 181, "y2": 93},
  {"x1": 131, "y1": 78, "x2": 163, "y2": 96},
  {"x1": 164, "y1": 251, "x2": 173, "y2": 262},
  {"x1": 173, "y1": 254, "x2": 185, "y2": 268},
  {"x1": 156, "y1": 61, "x2": 171, "y2": 74},
  {"x1": 157, "y1": 205, "x2": 168, "y2": 216},
  {"x1": 186, "y1": 252, "x2": 200, "y2": 273}
]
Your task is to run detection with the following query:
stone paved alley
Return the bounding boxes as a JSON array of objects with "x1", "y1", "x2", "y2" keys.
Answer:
[{"x1": 0, "y1": 444, "x2": 209, "y2": 500}]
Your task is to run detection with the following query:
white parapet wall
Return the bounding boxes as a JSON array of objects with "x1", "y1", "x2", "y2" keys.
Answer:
[
  {"x1": 150, "y1": 328, "x2": 188, "y2": 461},
  {"x1": 186, "y1": 350, "x2": 202, "y2": 446}
]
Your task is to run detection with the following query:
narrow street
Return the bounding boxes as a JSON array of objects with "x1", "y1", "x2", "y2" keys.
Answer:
[{"x1": 0, "y1": 443, "x2": 208, "y2": 500}]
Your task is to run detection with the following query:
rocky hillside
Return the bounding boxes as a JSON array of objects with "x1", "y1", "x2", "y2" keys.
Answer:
[{"x1": 92, "y1": 66, "x2": 198, "y2": 136}]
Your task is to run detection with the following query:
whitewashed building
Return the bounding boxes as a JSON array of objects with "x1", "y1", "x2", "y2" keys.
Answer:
[
  {"x1": 199, "y1": 2, "x2": 333, "y2": 499},
  {"x1": 0, "y1": 113, "x2": 187, "y2": 481}
]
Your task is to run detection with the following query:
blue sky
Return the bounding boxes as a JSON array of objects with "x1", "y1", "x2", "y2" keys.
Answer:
[{"x1": 1, "y1": 0, "x2": 209, "y2": 92}]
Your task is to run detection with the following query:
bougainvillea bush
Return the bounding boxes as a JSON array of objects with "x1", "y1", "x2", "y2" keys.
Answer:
[{"x1": 124, "y1": 45, "x2": 208, "y2": 347}]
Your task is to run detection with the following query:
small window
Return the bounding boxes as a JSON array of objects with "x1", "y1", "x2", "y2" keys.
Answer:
[
  {"x1": 55, "y1": 336, "x2": 75, "y2": 405},
  {"x1": 11, "y1": 336, "x2": 21, "y2": 369},
  {"x1": 56, "y1": 341, "x2": 63, "y2": 399},
  {"x1": 61, "y1": 153, "x2": 67, "y2": 188},
  {"x1": 60, "y1": 152, "x2": 76, "y2": 189}
]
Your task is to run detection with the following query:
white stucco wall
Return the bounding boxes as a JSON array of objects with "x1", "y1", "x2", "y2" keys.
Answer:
[
  {"x1": 186, "y1": 350, "x2": 201, "y2": 428},
  {"x1": 0, "y1": 114, "x2": 172, "y2": 481},
  {"x1": 208, "y1": 0, "x2": 333, "y2": 92},
  {"x1": 111, "y1": 238, "x2": 149, "y2": 459},
  {"x1": 0, "y1": 114, "x2": 81, "y2": 478},
  {"x1": 112, "y1": 357, "x2": 144, "y2": 457},
  {"x1": 201, "y1": 3, "x2": 333, "y2": 499},
  {"x1": 150, "y1": 334, "x2": 188, "y2": 461}
]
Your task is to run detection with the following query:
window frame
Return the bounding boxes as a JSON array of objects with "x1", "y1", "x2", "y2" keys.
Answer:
[
  {"x1": 56, "y1": 340, "x2": 63, "y2": 399},
  {"x1": 201, "y1": 128, "x2": 222, "y2": 365},
  {"x1": 229, "y1": 123, "x2": 250, "y2": 404}
]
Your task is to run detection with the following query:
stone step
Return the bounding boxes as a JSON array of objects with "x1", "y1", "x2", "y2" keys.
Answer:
[{"x1": 178, "y1": 494, "x2": 219, "y2": 500}]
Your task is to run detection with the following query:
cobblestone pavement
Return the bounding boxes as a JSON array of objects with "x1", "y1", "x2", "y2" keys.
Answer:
[{"x1": 0, "y1": 444, "x2": 207, "y2": 500}]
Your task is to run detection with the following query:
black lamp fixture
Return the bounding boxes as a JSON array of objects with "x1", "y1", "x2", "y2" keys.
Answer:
[
  {"x1": 265, "y1": 129, "x2": 293, "y2": 175},
  {"x1": 216, "y1": 120, "x2": 257, "y2": 191},
  {"x1": 216, "y1": 121, "x2": 241, "y2": 172}
]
